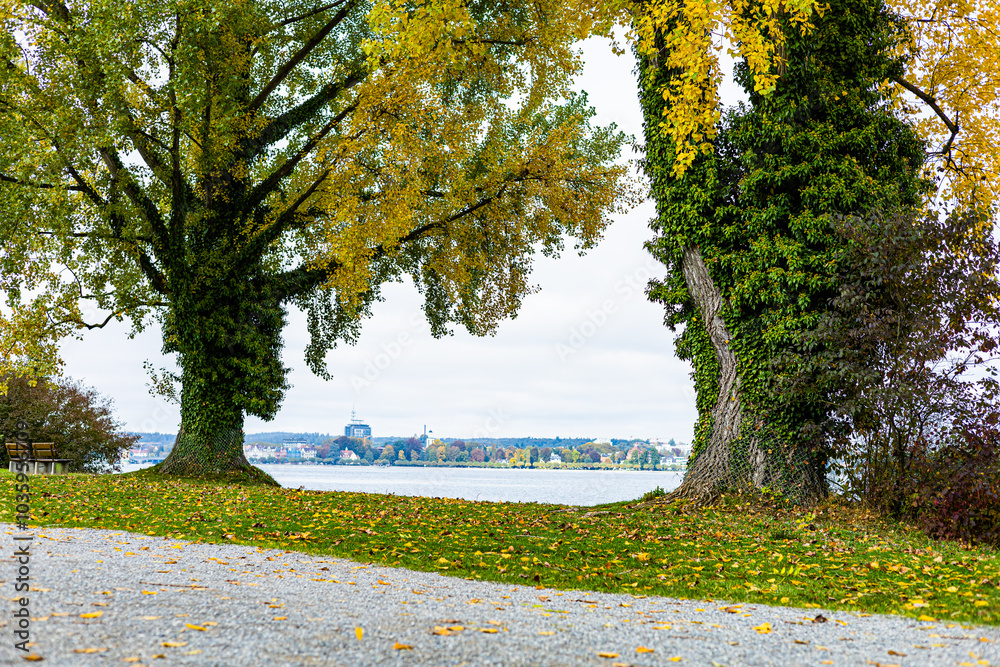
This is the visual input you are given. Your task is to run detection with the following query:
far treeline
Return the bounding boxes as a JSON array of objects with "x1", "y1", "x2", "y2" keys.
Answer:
[
  {"x1": 239, "y1": 435, "x2": 682, "y2": 467},
  {"x1": 1, "y1": 0, "x2": 999, "y2": 550}
]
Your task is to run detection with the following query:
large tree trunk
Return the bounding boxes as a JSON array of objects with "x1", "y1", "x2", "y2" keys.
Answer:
[{"x1": 666, "y1": 246, "x2": 747, "y2": 505}]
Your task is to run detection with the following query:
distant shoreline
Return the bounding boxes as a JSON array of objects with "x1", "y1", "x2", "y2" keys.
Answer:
[{"x1": 124, "y1": 460, "x2": 687, "y2": 472}]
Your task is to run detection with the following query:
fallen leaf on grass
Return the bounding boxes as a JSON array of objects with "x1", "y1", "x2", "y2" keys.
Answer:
[{"x1": 393, "y1": 642, "x2": 412, "y2": 650}]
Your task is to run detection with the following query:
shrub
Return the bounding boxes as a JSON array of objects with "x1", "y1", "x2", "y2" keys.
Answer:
[{"x1": 905, "y1": 423, "x2": 1000, "y2": 548}]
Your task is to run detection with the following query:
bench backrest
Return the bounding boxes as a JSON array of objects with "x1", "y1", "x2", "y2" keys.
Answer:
[
  {"x1": 32, "y1": 443, "x2": 58, "y2": 459},
  {"x1": 5, "y1": 442, "x2": 28, "y2": 458},
  {"x1": 4, "y1": 442, "x2": 59, "y2": 459}
]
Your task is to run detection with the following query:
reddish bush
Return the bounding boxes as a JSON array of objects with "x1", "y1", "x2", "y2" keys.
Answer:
[{"x1": 905, "y1": 422, "x2": 1000, "y2": 548}]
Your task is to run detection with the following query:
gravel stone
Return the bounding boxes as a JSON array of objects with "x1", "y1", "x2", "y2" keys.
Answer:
[{"x1": 2, "y1": 524, "x2": 998, "y2": 666}]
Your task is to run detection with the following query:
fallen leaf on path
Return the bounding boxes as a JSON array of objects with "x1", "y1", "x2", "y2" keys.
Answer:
[
  {"x1": 161, "y1": 641, "x2": 187, "y2": 647},
  {"x1": 21, "y1": 654, "x2": 43, "y2": 661},
  {"x1": 636, "y1": 646, "x2": 654, "y2": 653},
  {"x1": 185, "y1": 624, "x2": 207, "y2": 631},
  {"x1": 72, "y1": 648, "x2": 108, "y2": 654},
  {"x1": 393, "y1": 642, "x2": 412, "y2": 650},
  {"x1": 79, "y1": 612, "x2": 102, "y2": 619},
  {"x1": 355, "y1": 626, "x2": 363, "y2": 641},
  {"x1": 753, "y1": 622, "x2": 772, "y2": 634},
  {"x1": 596, "y1": 652, "x2": 619, "y2": 658},
  {"x1": 479, "y1": 628, "x2": 498, "y2": 633}
]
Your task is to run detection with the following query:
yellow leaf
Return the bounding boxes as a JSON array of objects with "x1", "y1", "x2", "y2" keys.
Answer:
[
  {"x1": 538, "y1": 631, "x2": 555, "y2": 635},
  {"x1": 22, "y1": 654, "x2": 44, "y2": 661},
  {"x1": 161, "y1": 642, "x2": 187, "y2": 648},
  {"x1": 72, "y1": 648, "x2": 108, "y2": 654},
  {"x1": 141, "y1": 590, "x2": 157, "y2": 595},
  {"x1": 597, "y1": 652, "x2": 619, "y2": 658},
  {"x1": 79, "y1": 612, "x2": 102, "y2": 619},
  {"x1": 636, "y1": 646, "x2": 655, "y2": 653},
  {"x1": 669, "y1": 658, "x2": 683, "y2": 663},
  {"x1": 355, "y1": 626, "x2": 363, "y2": 641},
  {"x1": 393, "y1": 642, "x2": 412, "y2": 650},
  {"x1": 753, "y1": 622, "x2": 772, "y2": 634},
  {"x1": 272, "y1": 616, "x2": 287, "y2": 621},
  {"x1": 973, "y1": 601, "x2": 988, "y2": 607},
  {"x1": 479, "y1": 628, "x2": 498, "y2": 633},
  {"x1": 185, "y1": 624, "x2": 207, "y2": 631},
  {"x1": 918, "y1": 615, "x2": 937, "y2": 622}
]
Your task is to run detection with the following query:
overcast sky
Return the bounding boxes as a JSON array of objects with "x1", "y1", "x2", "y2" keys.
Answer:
[{"x1": 57, "y1": 36, "x2": 750, "y2": 443}]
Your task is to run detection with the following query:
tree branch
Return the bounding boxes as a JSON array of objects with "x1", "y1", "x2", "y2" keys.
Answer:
[
  {"x1": 891, "y1": 75, "x2": 959, "y2": 156},
  {"x1": 247, "y1": 0, "x2": 357, "y2": 115},
  {"x1": 240, "y1": 101, "x2": 358, "y2": 217},
  {"x1": 235, "y1": 70, "x2": 365, "y2": 167}
]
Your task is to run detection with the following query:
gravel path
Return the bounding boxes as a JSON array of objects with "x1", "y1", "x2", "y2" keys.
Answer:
[{"x1": 2, "y1": 524, "x2": 998, "y2": 666}]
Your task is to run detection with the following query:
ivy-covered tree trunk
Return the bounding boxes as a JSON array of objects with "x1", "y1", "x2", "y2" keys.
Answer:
[{"x1": 639, "y1": 0, "x2": 926, "y2": 506}]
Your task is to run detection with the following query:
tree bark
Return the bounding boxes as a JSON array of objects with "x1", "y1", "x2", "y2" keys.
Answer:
[{"x1": 666, "y1": 246, "x2": 746, "y2": 505}]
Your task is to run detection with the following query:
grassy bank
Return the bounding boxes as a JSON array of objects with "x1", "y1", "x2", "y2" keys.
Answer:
[{"x1": 4, "y1": 469, "x2": 997, "y2": 627}]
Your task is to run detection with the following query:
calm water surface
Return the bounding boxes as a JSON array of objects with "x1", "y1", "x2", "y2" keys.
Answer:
[{"x1": 121, "y1": 464, "x2": 682, "y2": 506}]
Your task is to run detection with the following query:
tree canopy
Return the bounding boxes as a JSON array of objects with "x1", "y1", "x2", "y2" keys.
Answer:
[{"x1": 0, "y1": 0, "x2": 633, "y2": 475}]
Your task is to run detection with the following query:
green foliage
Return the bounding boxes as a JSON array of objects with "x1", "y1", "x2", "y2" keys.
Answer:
[{"x1": 639, "y1": 485, "x2": 665, "y2": 502}]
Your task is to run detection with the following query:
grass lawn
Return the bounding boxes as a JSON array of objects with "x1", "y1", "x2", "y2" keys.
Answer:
[{"x1": 3, "y1": 469, "x2": 998, "y2": 627}]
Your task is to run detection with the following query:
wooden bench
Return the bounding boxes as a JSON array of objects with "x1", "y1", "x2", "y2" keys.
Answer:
[{"x1": 5, "y1": 442, "x2": 73, "y2": 474}]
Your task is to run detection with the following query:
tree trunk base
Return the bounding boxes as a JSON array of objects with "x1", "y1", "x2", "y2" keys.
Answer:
[{"x1": 151, "y1": 427, "x2": 279, "y2": 486}]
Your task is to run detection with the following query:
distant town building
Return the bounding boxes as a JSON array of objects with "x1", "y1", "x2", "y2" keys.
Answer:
[
  {"x1": 340, "y1": 449, "x2": 359, "y2": 461},
  {"x1": 549, "y1": 453, "x2": 562, "y2": 463},
  {"x1": 344, "y1": 409, "x2": 372, "y2": 438}
]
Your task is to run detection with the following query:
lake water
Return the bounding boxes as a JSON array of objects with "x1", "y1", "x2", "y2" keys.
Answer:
[{"x1": 120, "y1": 464, "x2": 683, "y2": 507}]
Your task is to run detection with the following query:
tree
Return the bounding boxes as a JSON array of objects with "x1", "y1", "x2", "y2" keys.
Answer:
[
  {"x1": 0, "y1": 0, "x2": 631, "y2": 480},
  {"x1": 539, "y1": 446, "x2": 552, "y2": 461},
  {"x1": 402, "y1": 436, "x2": 422, "y2": 461},
  {"x1": 0, "y1": 373, "x2": 138, "y2": 472},
  {"x1": 775, "y1": 207, "x2": 1000, "y2": 515},
  {"x1": 640, "y1": 0, "x2": 928, "y2": 504},
  {"x1": 468, "y1": 447, "x2": 485, "y2": 462},
  {"x1": 378, "y1": 443, "x2": 395, "y2": 463}
]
